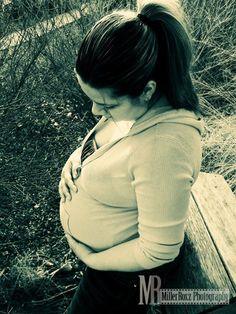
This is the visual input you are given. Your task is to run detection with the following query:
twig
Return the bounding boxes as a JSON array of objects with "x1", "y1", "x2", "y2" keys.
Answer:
[{"x1": 30, "y1": 285, "x2": 77, "y2": 305}]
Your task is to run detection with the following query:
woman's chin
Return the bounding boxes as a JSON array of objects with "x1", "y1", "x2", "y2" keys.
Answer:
[{"x1": 103, "y1": 113, "x2": 111, "y2": 119}]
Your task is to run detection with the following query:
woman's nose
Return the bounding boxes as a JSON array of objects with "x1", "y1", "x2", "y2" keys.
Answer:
[{"x1": 92, "y1": 102, "x2": 107, "y2": 116}]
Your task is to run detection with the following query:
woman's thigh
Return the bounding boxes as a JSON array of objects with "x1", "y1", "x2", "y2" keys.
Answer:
[
  {"x1": 66, "y1": 267, "x2": 149, "y2": 314},
  {"x1": 66, "y1": 244, "x2": 185, "y2": 314}
]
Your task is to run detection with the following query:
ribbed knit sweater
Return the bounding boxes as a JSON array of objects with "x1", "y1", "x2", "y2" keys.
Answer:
[{"x1": 60, "y1": 100, "x2": 204, "y2": 269}]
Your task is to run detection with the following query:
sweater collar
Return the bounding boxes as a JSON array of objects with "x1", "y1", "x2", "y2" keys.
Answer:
[{"x1": 80, "y1": 97, "x2": 204, "y2": 167}]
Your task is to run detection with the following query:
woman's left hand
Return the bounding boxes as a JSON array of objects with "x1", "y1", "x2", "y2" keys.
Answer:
[{"x1": 66, "y1": 234, "x2": 94, "y2": 263}]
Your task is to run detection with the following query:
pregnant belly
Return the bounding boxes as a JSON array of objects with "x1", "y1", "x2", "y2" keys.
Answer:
[{"x1": 59, "y1": 185, "x2": 138, "y2": 251}]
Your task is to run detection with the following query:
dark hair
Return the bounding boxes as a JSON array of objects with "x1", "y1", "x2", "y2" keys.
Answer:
[{"x1": 76, "y1": 2, "x2": 202, "y2": 114}]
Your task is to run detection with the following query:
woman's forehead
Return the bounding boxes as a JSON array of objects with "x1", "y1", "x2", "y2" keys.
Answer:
[{"x1": 75, "y1": 72, "x2": 116, "y2": 104}]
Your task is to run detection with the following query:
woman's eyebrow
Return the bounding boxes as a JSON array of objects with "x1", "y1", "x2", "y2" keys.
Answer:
[{"x1": 95, "y1": 101, "x2": 116, "y2": 107}]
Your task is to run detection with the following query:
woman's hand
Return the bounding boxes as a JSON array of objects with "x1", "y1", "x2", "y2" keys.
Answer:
[
  {"x1": 66, "y1": 234, "x2": 94, "y2": 263},
  {"x1": 59, "y1": 157, "x2": 81, "y2": 203}
]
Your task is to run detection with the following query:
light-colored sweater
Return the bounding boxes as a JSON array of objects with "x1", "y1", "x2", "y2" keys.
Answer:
[{"x1": 60, "y1": 100, "x2": 204, "y2": 269}]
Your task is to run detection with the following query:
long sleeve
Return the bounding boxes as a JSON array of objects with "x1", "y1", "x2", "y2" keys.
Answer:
[{"x1": 128, "y1": 134, "x2": 198, "y2": 269}]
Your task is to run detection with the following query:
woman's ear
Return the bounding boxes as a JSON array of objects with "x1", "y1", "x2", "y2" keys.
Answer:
[{"x1": 140, "y1": 80, "x2": 157, "y2": 102}]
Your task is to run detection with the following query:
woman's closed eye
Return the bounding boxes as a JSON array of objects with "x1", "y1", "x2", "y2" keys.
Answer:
[
  {"x1": 95, "y1": 102, "x2": 118, "y2": 110},
  {"x1": 105, "y1": 105, "x2": 118, "y2": 110}
]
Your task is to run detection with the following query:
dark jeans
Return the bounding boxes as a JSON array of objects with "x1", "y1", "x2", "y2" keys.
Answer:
[{"x1": 66, "y1": 244, "x2": 185, "y2": 314}]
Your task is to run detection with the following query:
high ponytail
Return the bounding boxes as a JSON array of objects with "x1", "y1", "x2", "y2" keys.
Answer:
[
  {"x1": 138, "y1": 1, "x2": 200, "y2": 113},
  {"x1": 76, "y1": 1, "x2": 201, "y2": 114}
]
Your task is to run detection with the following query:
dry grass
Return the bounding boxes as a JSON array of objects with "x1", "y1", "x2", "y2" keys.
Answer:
[{"x1": 201, "y1": 112, "x2": 236, "y2": 191}]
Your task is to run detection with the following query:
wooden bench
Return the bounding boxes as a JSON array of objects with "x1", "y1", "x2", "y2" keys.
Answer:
[{"x1": 150, "y1": 172, "x2": 236, "y2": 314}]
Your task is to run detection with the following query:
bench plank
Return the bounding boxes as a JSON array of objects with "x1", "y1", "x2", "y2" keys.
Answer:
[
  {"x1": 161, "y1": 173, "x2": 236, "y2": 314},
  {"x1": 192, "y1": 172, "x2": 236, "y2": 290}
]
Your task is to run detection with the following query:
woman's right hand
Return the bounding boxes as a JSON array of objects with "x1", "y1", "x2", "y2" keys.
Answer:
[{"x1": 59, "y1": 158, "x2": 81, "y2": 203}]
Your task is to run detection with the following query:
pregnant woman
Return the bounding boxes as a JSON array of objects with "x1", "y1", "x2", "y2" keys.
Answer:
[{"x1": 59, "y1": 1, "x2": 204, "y2": 313}]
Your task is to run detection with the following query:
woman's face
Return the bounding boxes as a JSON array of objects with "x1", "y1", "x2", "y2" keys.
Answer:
[{"x1": 76, "y1": 73, "x2": 149, "y2": 122}]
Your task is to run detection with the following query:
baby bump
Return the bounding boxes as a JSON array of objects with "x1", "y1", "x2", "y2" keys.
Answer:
[
  {"x1": 59, "y1": 201, "x2": 72, "y2": 236},
  {"x1": 59, "y1": 189, "x2": 84, "y2": 240},
  {"x1": 59, "y1": 176, "x2": 84, "y2": 238},
  {"x1": 59, "y1": 177, "x2": 138, "y2": 251},
  {"x1": 59, "y1": 186, "x2": 115, "y2": 249}
]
